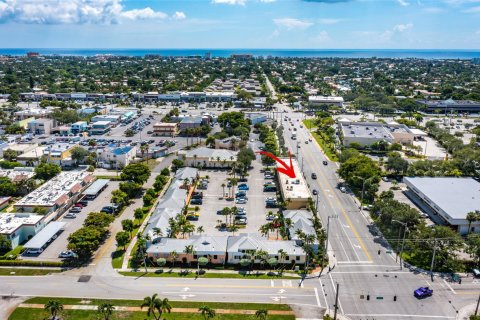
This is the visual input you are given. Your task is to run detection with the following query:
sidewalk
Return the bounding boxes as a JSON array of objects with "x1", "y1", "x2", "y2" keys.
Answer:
[
  {"x1": 18, "y1": 303, "x2": 295, "y2": 315},
  {"x1": 117, "y1": 266, "x2": 300, "y2": 277},
  {"x1": 457, "y1": 303, "x2": 478, "y2": 320}
]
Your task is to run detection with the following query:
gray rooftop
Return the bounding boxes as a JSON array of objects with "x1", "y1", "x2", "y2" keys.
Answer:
[
  {"x1": 24, "y1": 222, "x2": 66, "y2": 249},
  {"x1": 404, "y1": 177, "x2": 480, "y2": 220},
  {"x1": 83, "y1": 179, "x2": 109, "y2": 196},
  {"x1": 341, "y1": 123, "x2": 393, "y2": 140}
]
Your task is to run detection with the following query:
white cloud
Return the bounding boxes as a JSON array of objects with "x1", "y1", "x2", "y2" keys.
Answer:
[
  {"x1": 312, "y1": 30, "x2": 330, "y2": 42},
  {"x1": 423, "y1": 7, "x2": 445, "y2": 13},
  {"x1": 0, "y1": 0, "x2": 171, "y2": 24},
  {"x1": 464, "y1": 5, "x2": 480, "y2": 12},
  {"x1": 318, "y1": 18, "x2": 343, "y2": 24},
  {"x1": 211, "y1": 0, "x2": 246, "y2": 5},
  {"x1": 172, "y1": 11, "x2": 186, "y2": 20},
  {"x1": 273, "y1": 18, "x2": 313, "y2": 30},
  {"x1": 393, "y1": 23, "x2": 413, "y2": 32},
  {"x1": 397, "y1": 0, "x2": 410, "y2": 6},
  {"x1": 260, "y1": 0, "x2": 276, "y2": 2}
]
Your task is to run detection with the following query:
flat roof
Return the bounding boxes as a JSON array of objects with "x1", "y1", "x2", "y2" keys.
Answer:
[
  {"x1": 404, "y1": 177, "x2": 480, "y2": 220},
  {"x1": 341, "y1": 123, "x2": 393, "y2": 140},
  {"x1": 83, "y1": 179, "x2": 109, "y2": 196},
  {"x1": 277, "y1": 158, "x2": 311, "y2": 200},
  {"x1": 0, "y1": 213, "x2": 43, "y2": 235},
  {"x1": 308, "y1": 96, "x2": 344, "y2": 102},
  {"x1": 24, "y1": 221, "x2": 65, "y2": 249}
]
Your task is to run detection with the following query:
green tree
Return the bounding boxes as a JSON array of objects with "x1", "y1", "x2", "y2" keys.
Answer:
[
  {"x1": 0, "y1": 177, "x2": 18, "y2": 196},
  {"x1": 119, "y1": 181, "x2": 142, "y2": 198},
  {"x1": 97, "y1": 302, "x2": 115, "y2": 320},
  {"x1": 199, "y1": 305, "x2": 216, "y2": 320},
  {"x1": 2, "y1": 149, "x2": 18, "y2": 161},
  {"x1": 115, "y1": 231, "x2": 130, "y2": 250},
  {"x1": 134, "y1": 208, "x2": 144, "y2": 222},
  {"x1": 111, "y1": 189, "x2": 129, "y2": 208},
  {"x1": 34, "y1": 163, "x2": 61, "y2": 180},
  {"x1": 83, "y1": 212, "x2": 114, "y2": 229},
  {"x1": 121, "y1": 163, "x2": 151, "y2": 184},
  {"x1": 70, "y1": 146, "x2": 89, "y2": 165},
  {"x1": 386, "y1": 152, "x2": 409, "y2": 175},
  {"x1": 67, "y1": 226, "x2": 106, "y2": 259},
  {"x1": 0, "y1": 234, "x2": 12, "y2": 254},
  {"x1": 467, "y1": 234, "x2": 480, "y2": 265},
  {"x1": 121, "y1": 219, "x2": 135, "y2": 238},
  {"x1": 141, "y1": 294, "x2": 161, "y2": 320},
  {"x1": 4, "y1": 124, "x2": 25, "y2": 134},
  {"x1": 466, "y1": 211, "x2": 480, "y2": 234},
  {"x1": 44, "y1": 300, "x2": 63, "y2": 320}
]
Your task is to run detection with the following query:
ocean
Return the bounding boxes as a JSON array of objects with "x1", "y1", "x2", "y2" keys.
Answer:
[{"x1": 1, "y1": 48, "x2": 480, "y2": 59}]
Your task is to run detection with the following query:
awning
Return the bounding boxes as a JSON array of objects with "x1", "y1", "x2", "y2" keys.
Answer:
[{"x1": 24, "y1": 222, "x2": 66, "y2": 249}]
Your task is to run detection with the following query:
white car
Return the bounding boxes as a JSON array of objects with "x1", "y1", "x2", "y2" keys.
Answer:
[
  {"x1": 26, "y1": 248, "x2": 43, "y2": 255},
  {"x1": 59, "y1": 250, "x2": 77, "y2": 258},
  {"x1": 236, "y1": 198, "x2": 247, "y2": 204},
  {"x1": 65, "y1": 212, "x2": 77, "y2": 218},
  {"x1": 340, "y1": 187, "x2": 347, "y2": 193}
]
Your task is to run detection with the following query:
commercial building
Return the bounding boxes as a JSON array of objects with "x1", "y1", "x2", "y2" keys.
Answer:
[
  {"x1": 417, "y1": 99, "x2": 480, "y2": 113},
  {"x1": 91, "y1": 115, "x2": 121, "y2": 124},
  {"x1": 308, "y1": 96, "x2": 344, "y2": 108},
  {"x1": 178, "y1": 117, "x2": 204, "y2": 131},
  {"x1": 70, "y1": 121, "x2": 88, "y2": 134},
  {"x1": 283, "y1": 210, "x2": 316, "y2": 242},
  {"x1": 27, "y1": 118, "x2": 54, "y2": 135},
  {"x1": 14, "y1": 107, "x2": 55, "y2": 120},
  {"x1": 0, "y1": 167, "x2": 35, "y2": 182},
  {"x1": 42, "y1": 143, "x2": 78, "y2": 167},
  {"x1": 179, "y1": 147, "x2": 238, "y2": 168},
  {"x1": 153, "y1": 123, "x2": 178, "y2": 137},
  {"x1": 89, "y1": 121, "x2": 111, "y2": 135},
  {"x1": 16, "y1": 147, "x2": 46, "y2": 166},
  {"x1": 215, "y1": 136, "x2": 241, "y2": 150},
  {"x1": 404, "y1": 177, "x2": 480, "y2": 235},
  {"x1": 0, "y1": 213, "x2": 45, "y2": 249},
  {"x1": 3, "y1": 143, "x2": 37, "y2": 158},
  {"x1": 95, "y1": 145, "x2": 137, "y2": 169},
  {"x1": 144, "y1": 167, "x2": 198, "y2": 241},
  {"x1": 245, "y1": 113, "x2": 267, "y2": 125},
  {"x1": 339, "y1": 121, "x2": 415, "y2": 147},
  {"x1": 15, "y1": 117, "x2": 35, "y2": 129},
  {"x1": 226, "y1": 233, "x2": 306, "y2": 265},
  {"x1": 14, "y1": 170, "x2": 94, "y2": 221},
  {"x1": 277, "y1": 158, "x2": 312, "y2": 209},
  {"x1": 147, "y1": 235, "x2": 228, "y2": 264},
  {"x1": 133, "y1": 91, "x2": 236, "y2": 103}
]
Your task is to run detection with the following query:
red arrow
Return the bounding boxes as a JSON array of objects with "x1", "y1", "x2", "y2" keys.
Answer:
[{"x1": 256, "y1": 151, "x2": 296, "y2": 179}]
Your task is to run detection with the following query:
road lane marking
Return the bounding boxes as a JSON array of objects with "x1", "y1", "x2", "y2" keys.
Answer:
[
  {"x1": 318, "y1": 278, "x2": 329, "y2": 312},
  {"x1": 271, "y1": 280, "x2": 274, "y2": 287},
  {"x1": 328, "y1": 273, "x2": 344, "y2": 315},
  {"x1": 337, "y1": 261, "x2": 373, "y2": 264},
  {"x1": 454, "y1": 291, "x2": 480, "y2": 295},
  {"x1": 166, "y1": 284, "x2": 314, "y2": 290},
  {"x1": 314, "y1": 287, "x2": 321, "y2": 307},
  {"x1": 163, "y1": 291, "x2": 314, "y2": 297}
]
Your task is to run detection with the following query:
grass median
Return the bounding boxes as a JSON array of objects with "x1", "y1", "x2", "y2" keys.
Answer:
[
  {"x1": 0, "y1": 268, "x2": 62, "y2": 276},
  {"x1": 119, "y1": 270, "x2": 299, "y2": 279}
]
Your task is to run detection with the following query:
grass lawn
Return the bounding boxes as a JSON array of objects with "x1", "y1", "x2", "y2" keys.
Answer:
[
  {"x1": 10, "y1": 308, "x2": 295, "y2": 320},
  {"x1": 0, "y1": 268, "x2": 62, "y2": 276},
  {"x1": 119, "y1": 270, "x2": 299, "y2": 279},
  {"x1": 303, "y1": 119, "x2": 316, "y2": 130},
  {"x1": 111, "y1": 250, "x2": 125, "y2": 269},
  {"x1": 25, "y1": 297, "x2": 291, "y2": 311},
  {"x1": 0, "y1": 245, "x2": 24, "y2": 259},
  {"x1": 94, "y1": 175, "x2": 122, "y2": 181},
  {"x1": 307, "y1": 127, "x2": 339, "y2": 162}
]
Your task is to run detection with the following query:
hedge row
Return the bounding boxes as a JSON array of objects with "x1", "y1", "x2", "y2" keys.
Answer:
[{"x1": 0, "y1": 260, "x2": 65, "y2": 267}]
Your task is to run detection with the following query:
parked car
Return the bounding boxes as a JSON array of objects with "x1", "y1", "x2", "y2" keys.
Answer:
[
  {"x1": 100, "y1": 207, "x2": 114, "y2": 214},
  {"x1": 236, "y1": 197, "x2": 247, "y2": 204},
  {"x1": 340, "y1": 186, "x2": 347, "y2": 193},
  {"x1": 235, "y1": 191, "x2": 247, "y2": 198},
  {"x1": 238, "y1": 184, "x2": 249, "y2": 191},
  {"x1": 235, "y1": 217, "x2": 247, "y2": 225},
  {"x1": 312, "y1": 189, "x2": 318, "y2": 195},
  {"x1": 414, "y1": 287, "x2": 433, "y2": 299},
  {"x1": 190, "y1": 198, "x2": 203, "y2": 205},
  {"x1": 25, "y1": 248, "x2": 43, "y2": 255},
  {"x1": 323, "y1": 161, "x2": 328, "y2": 165},
  {"x1": 59, "y1": 250, "x2": 77, "y2": 258},
  {"x1": 65, "y1": 212, "x2": 77, "y2": 218},
  {"x1": 77, "y1": 200, "x2": 89, "y2": 207},
  {"x1": 236, "y1": 207, "x2": 246, "y2": 215},
  {"x1": 263, "y1": 186, "x2": 277, "y2": 192},
  {"x1": 69, "y1": 207, "x2": 81, "y2": 213},
  {"x1": 311, "y1": 173, "x2": 317, "y2": 179}
]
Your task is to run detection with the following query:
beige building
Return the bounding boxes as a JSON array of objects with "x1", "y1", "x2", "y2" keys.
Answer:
[
  {"x1": 277, "y1": 158, "x2": 312, "y2": 209},
  {"x1": 153, "y1": 122, "x2": 178, "y2": 137}
]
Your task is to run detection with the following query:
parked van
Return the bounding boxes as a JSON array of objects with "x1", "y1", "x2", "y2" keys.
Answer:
[{"x1": 473, "y1": 269, "x2": 480, "y2": 278}]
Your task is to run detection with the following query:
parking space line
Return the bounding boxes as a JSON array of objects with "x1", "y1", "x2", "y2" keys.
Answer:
[{"x1": 314, "y1": 287, "x2": 321, "y2": 307}]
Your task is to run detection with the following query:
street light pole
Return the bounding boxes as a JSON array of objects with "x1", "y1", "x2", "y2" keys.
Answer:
[
  {"x1": 430, "y1": 240, "x2": 437, "y2": 282},
  {"x1": 392, "y1": 220, "x2": 407, "y2": 270}
]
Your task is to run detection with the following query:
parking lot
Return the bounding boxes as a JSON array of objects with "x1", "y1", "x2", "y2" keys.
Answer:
[
  {"x1": 189, "y1": 154, "x2": 280, "y2": 236},
  {"x1": 20, "y1": 181, "x2": 119, "y2": 262}
]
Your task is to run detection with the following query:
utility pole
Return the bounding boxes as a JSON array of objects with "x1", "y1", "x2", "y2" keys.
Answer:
[
  {"x1": 430, "y1": 240, "x2": 437, "y2": 282},
  {"x1": 392, "y1": 220, "x2": 407, "y2": 270},
  {"x1": 333, "y1": 282, "x2": 340, "y2": 320},
  {"x1": 475, "y1": 292, "x2": 480, "y2": 316}
]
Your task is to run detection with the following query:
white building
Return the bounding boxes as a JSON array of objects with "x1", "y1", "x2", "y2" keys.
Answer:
[
  {"x1": 404, "y1": 177, "x2": 480, "y2": 235},
  {"x1": 179, "y1": 147, "x2": 238, "y2": 168},
  {"x1": 95, "y1": 145, "x2": 137, "y2": 169},
  {"x1": 308, "y1": 96, "x2": 344, "y2": 107},
  {"x1": 277, "y1": 158, "x2": 312, "y2": 209},
  {"x1": 340, "y1": 121, "x2": 414, "y2": 147},
  {"x1": 0, "y1": 213, "x2": 45, "y2": 249}
]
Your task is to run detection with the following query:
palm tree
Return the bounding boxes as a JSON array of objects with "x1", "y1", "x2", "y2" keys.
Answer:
[
  {"x1": 230, "y1": 224, "x2": 239, "y2": 236},
  {"x1": 193, "y1": 154, "x2": 198, "y2": 167},
  {"x1": 170, "y1": 250, "x2": 178, "y2": 268},
  {"x1": 259, "y1": 223, "x2": 271, "y2": 238},
  {"x1": 199, "y1": 305, "x2": 216, "y2": 320},
  {"x1": 197, "y1": 226, "x2": 205, "y2": 235},
  {"x1": 44, "y1": 300, "x2": 63, "y2": 320},
  {"x1": 255, "y1": 309, "x2": 268, "y2": 320},
  {"x1": 221, "y1": 183, "x2": 226, "y2": 197},
  {"x1": 157, "y1": 298, "x2": 172, "y2": 319},
  {"x1": 97, "y1": 303, "x2": 115, "y2": 320},
  {"x1": 184, "y1": 244, "x2": 195, "y2": 267},
  {"x1": 277, "y1": 249, "x2": 287, "y2": 269},
  {"x1": 466, "y1": 210, "x2": 480, "y2": 234},
  {"x1": 230, "y1": 178, "x2": 238, "y2": 198},
  {"x1": 141, "y1": 294, "x2": 161, "y2": 320},
  {"x1": 153, "y1": 227, "x2": 163, "y2": 239}
]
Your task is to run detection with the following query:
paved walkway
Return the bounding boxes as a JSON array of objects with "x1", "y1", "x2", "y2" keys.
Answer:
[
  {"x1": 117, "y1": 266, "x2": 300, "y2": 277},
  {"x1": 18, "y1": 303, "x2": 295, "y2": 315},
  {"x1": 457, "y1": 303, "x2": 479, "y2": 320}
]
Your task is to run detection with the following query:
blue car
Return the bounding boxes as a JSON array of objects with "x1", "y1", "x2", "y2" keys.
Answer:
[
  {"x1": 414, "y1": 287, "x2": 433, "y2": 299},
  {"x1": 238, "y1": 184, "x2": 249, "y2": 191}
]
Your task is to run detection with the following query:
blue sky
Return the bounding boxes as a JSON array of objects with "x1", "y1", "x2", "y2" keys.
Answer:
[{"x1": 0, "y1": 0, "x2": 479, "y2": 49}]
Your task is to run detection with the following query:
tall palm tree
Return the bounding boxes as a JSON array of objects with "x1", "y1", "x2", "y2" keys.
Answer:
[
  {"x1": 197, "y1": 226, "x2": 205, "y2": 235},
  {"x1": 97, "y1": 303, "x2": 115, "y2": 320},
  {"x1": 230, "y1": 224, "x2": 239, "y2": 236},
  {"x1": 157, "y1": 298, "x2": 172, "y2": 319},
  {"x1": 466, "y1": 211, "x2": 480, "y2": 234},
  {"x1": 170, "y1": 250, "x2": 178, "y2": 268},
  {"x1": 184, "y1": 245, "x2": 195, "y2": 267},
  {"x1": 221, "y1": 183, "x2": 226, "y2": 197},
  {"x1": 44, "y1": 300, "x2": 63, "y2": 320},
  {"x1": 259, "y1": 223, "x2": 271, "y2": 238},
  {"x1": 199, "y1": 305, "x2": 216, "y2": 320},
  {"x1": 230, "y1": 178, "x2": 238, "y2": 198},
  {"x1": 141, "y1": 294, "x2": 161, "y2": 320},
  {"x1": 277, "y1": 249, "x2": 287, "y2": 269},
  {"x1": 255, "y1": 309, "x2": 268, "y2": 320},
  {"x1": 152, "y1": 227, "x2": 163, "y2": 239}
]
